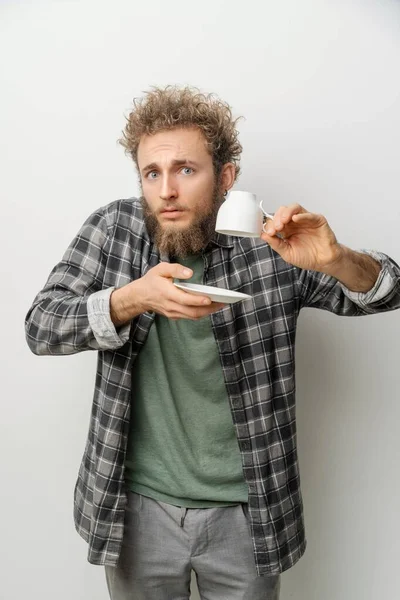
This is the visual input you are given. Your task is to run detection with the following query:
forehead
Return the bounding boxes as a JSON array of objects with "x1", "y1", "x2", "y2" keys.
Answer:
[{"x1": 137, "y1": 127, "x2": 211, "y2": 165}]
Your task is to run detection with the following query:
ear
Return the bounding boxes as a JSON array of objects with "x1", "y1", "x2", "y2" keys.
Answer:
[{"x1": 219, "y1": 163, "x2": 236, "y2": 195}]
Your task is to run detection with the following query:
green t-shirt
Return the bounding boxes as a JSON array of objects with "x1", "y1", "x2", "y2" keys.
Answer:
[{"x1": 124, "y1": 254, "x2": 248, "y2": 507}]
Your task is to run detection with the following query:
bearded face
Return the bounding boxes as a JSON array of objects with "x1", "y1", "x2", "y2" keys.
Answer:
[{"x1": 137, "y1": 127, "x2": 228, "y2": 258}]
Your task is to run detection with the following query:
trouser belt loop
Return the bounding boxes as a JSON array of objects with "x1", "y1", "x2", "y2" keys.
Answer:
[{"x1": 180, "y1": 507, "x2": 187, "y2": 527}]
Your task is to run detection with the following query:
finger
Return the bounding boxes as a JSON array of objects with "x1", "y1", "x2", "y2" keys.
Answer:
[
  {"x1": 274, "y1": 204, "x2": 306, "y2": 229},
  {"x1": 169, "y1": 302, "x2": 226, "y2": 320},
  {"x1": 263, "y1": 220, "x2": 277, "y2": 236},
  {"x1": 291, "y1": 212, "x2": 320, "y2": 222},
  {"x1": 271, "y1": 206, "x2": 286, "y2": 230},
  {"x1": 189, "y1": 301, "x2": 226, "y2": 317},
  {"x1": 169, "y1": 285, "x2": 227, "y2": 308},
  {"x1": 156, "y1": 262, "x2": 193, "y2": 280},
  {"x1": 261, "y1": 230, "x2": 288, "y2": 254},
  {"x1": 170, "y1": 288, "x2": 214, "y2": 307},
  {"x1": 263, "y1": 221, "x2": 289, "y2": 237}
]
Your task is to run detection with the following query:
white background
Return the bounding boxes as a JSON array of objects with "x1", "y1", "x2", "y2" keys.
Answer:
[{"x1": 1, "y1": 0, "x2": 400, "y2": 598}]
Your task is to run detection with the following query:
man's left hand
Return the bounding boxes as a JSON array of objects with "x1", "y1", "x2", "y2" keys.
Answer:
[{"x1": 260, "y1": 203, "x2": 343, "y2": 272}]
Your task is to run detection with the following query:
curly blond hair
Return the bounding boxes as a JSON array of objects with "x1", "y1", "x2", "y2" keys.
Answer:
[{"x1": 118, "y1": 85, "x2": 243, "y2": 181}]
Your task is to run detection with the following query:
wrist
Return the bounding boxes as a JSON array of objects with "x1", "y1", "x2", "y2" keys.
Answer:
[
  {"x1": 321, "y1": 243, "x2": 348, "y2": 278},
  {"x1": 110, "y1": 287, "x2": 129, "y2": 327},
  {"x1": 110, "y1": 281, "x2": 145, "y2": 326},
  {"x1": 321, "y1": 244, "x2": 381, "y2": 292}
]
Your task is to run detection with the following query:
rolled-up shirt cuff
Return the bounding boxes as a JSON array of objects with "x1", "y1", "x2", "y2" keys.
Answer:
[
  {"x1": 87, "y1": 287, "x2": 131, "y2": 350},
  {"x1": 340, "y1": 249, "x2": 397, "y2": 305}
]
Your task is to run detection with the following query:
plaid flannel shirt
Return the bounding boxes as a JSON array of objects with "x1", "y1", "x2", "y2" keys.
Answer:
[{"x1": 25, "y1": 197, "x2": 400, "y2": 575}]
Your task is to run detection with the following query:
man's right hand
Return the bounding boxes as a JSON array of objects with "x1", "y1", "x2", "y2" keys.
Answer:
[{"x1": 110, "y1": 262, "x2": 226, "y2": 326}]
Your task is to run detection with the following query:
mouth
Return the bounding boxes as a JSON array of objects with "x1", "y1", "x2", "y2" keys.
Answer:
[{"x1": 160, "y1": 208, "x2": 186, "y2": 219}]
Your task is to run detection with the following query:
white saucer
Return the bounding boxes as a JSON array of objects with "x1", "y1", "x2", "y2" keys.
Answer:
[{"x1": 173, "y1": 282, "x2": 252, "y2": 304}]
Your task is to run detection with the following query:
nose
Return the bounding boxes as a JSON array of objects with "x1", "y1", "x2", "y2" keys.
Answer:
[{"x1": 159, "y1": 174, "x2": 178, "y2": 201}]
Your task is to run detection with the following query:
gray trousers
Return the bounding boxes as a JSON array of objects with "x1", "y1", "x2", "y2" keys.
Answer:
[{"x1": 105, "y1": 491, "x2": 281, "y2": 600}]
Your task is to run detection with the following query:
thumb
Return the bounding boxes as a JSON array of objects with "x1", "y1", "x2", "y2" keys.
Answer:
[
  {"x1": 260, "y1": 232, "x2": 287, "y2": 255},
  {"x1": 156, "y1": 261, "x2": 193, "y2": 280}
]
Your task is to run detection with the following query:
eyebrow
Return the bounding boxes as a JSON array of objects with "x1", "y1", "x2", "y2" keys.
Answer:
[{"x1": 141, "y1": 159, "x2": 200, "y2": 174}]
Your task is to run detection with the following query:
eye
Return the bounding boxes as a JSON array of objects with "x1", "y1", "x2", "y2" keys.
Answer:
[
  {"x1": 181, "y1": 167, "x2": 194, "y2": 175},
  {"x1": 146, "y1": 171, "x2": 158, "y2": 179}
]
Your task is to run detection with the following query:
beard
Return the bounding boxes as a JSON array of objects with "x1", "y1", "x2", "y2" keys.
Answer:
[{"x1": 140, "y1": 183, "x2": 224, "y2": 258}]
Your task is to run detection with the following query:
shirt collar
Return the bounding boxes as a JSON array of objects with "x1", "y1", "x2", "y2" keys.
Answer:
[{"x1": 208, "y1": 231, "x2": 235, "y2": 249}]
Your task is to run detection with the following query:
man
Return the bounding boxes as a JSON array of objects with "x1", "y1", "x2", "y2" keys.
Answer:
[{"x1": 25, "y1": 85, "x2": 400, "y2": 600}]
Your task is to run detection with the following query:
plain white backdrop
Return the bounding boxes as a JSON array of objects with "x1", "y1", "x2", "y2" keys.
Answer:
[{"x1": 1, "y1": 0, "x2": 400, "y2": 598}]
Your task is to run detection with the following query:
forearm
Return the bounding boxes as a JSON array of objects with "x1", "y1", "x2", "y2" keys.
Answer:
[{"x1": 322, "y1": 244, "x2": 381, "y2": 292}]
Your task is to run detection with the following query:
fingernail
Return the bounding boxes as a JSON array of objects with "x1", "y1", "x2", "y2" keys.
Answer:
[
  {"x1": 183, "y1": 268, "x2": 192, "y2": 276},
  {"x1": 266, "y1": 227, "x2": 274, "y2": 235}
]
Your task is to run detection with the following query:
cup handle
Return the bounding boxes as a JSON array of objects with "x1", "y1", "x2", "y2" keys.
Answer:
[
  {"x1": 259, "y1": 200, "x2": 274, "y2": 221},
  {"x1": 260, "y1": 200, "x2": 274, "y2": 233}
]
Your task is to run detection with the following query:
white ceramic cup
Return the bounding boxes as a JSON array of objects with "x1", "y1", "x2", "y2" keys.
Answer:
[{"x1": 215, "y1": 190, "x2": 273, "y2": 238}]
